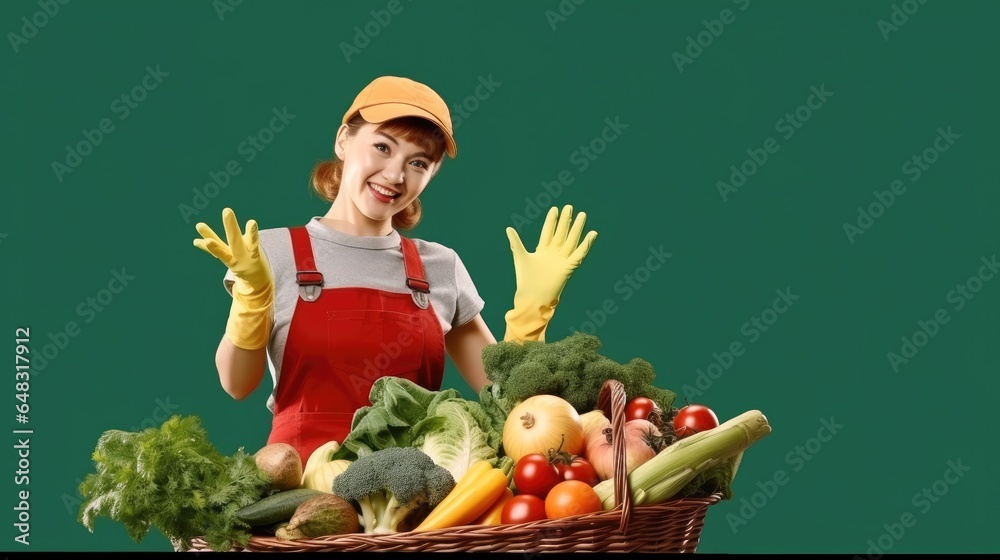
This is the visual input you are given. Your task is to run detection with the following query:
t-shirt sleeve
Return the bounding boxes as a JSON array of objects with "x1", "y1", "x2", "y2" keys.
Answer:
[{"x1": 451, "y1": 250, "x2": 485, "y2": 328}]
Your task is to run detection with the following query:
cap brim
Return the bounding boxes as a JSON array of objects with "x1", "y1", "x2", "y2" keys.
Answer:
[{"x1": 359, "y1": 104, "x2": 458, "y2": 158}]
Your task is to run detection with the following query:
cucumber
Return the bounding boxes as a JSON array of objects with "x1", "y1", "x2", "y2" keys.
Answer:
[{"x1": 237, "y1": 488, "x2": 325, "y2": 527}]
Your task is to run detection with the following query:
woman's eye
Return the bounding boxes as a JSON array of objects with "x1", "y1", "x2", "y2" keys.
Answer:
[
  {"x1": 374, "y1": 143, "x2": 389, "y2": 153},
  {"x1": 410, "y1": 160, "x2": 428, "y2": 169}
]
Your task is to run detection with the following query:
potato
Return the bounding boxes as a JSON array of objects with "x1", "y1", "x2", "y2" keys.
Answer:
[
  {"x1": 284, "y1": 494, "x2": 359, "y2": 538},
  {"x1": 254, "y1": 443, "x2": 303, "y2": 491}
]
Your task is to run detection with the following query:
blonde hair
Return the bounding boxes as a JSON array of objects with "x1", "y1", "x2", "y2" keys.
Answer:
[{"x1": 310, "y1": 114, "x2": 448, "y2": 230}]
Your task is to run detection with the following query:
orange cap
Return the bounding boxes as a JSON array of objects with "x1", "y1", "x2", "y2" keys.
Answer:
[{"x1": 342, "y1": 76, "x2": 457, "y2": 158}]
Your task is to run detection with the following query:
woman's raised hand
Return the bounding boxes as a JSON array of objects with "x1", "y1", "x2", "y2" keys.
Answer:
[
  {"x1": 503, "y1": 205, "x2": 598, "y2": 342},
  {"x1": 194, "y1": 208, "x2": 273, "y2": 292},
  {"x1": 194, "y1": 207, "x2": 275, "y2": 349}
]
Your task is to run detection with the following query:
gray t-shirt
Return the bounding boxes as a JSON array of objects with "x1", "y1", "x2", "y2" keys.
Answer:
[{"x1": 224, "y1": 217, "x2": 485, "y2": 412}]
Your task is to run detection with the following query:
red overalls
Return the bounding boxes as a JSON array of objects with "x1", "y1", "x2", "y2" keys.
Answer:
[{"x1": 266, "y1": 226, "x2": 445, "y2": 463}]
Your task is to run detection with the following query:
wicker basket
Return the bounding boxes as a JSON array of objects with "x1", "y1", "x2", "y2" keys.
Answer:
[{"x1": 183, "y1": 380, "x2": 723, "y2": 553}]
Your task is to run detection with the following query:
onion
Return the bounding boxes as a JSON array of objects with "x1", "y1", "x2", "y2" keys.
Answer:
[
  {"x1": 585, "y1": 426, "x2": 615, "y2": 481},
  {"x1": 585, "y1": 419, "x2": 663, "y2": 481},
  {"x1": 502, "y1": 395, "x2": 584, "y2": 463},
  {"x1": 579, "y1": 410, "x2": 610, "y2": 442}
]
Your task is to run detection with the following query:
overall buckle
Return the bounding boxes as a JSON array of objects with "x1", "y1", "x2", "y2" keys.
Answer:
[
  {"x1": 296, "y1": 271, "x2": 324, "y2": 302},
  {"x1": 407, "y1": 277, "x2": 430, "y2": 309}
]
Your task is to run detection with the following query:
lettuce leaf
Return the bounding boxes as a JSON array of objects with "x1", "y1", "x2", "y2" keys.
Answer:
[{"x1": 412, "y1": 399, "x2": 501, "y2": 483}]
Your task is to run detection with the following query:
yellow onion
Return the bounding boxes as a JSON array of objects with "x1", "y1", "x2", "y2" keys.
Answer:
[
  {"x1": 579, "y1": 410, "x2": 611, "y2": 442},
  {"x1": 502, "y1": 395, "x2": 584, "y2": 463}
]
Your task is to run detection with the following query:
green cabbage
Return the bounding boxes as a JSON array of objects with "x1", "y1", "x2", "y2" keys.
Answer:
[
  {"x1": 412, "y1": 399, "x2": 501, "y2": 483},
  {"x1": 331, "y1": 377, "x2": 501, "y2": 483}
]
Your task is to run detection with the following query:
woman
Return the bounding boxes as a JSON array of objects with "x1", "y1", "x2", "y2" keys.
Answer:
[{"x1": 193, "y1": 76, "x2": 596, "y2": 463}]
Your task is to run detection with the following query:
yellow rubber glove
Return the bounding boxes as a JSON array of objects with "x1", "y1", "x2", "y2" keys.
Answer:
[
  {"x1": 504, "y1": 205, "x2": 597, "y2": 342},
  {"x1": 193, "y1": 208, "x2": 274, "y2": 350}
]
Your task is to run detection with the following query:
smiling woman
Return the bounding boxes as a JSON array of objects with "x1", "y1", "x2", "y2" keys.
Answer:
[
  {"x1": 192, "y1": 76, "x2": 598, "y2": 464},
  {"x1": 312, "y1": 114, "x2": 447, "y2": 233}
]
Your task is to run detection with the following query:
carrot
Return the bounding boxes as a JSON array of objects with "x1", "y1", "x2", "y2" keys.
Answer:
[{"x1": 413, "y1": 461, "x2": 508, "y2": 532}]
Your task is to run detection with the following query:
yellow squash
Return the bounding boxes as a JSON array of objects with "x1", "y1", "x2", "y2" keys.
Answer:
[
  {"x1": 473, "y1": 487, "x2": 514, "y2": 526},
  {"x1": 300, "y1": 441, "x2": 351, "y2": 493},
  {"x1": 413, "y1": 460, "x2": 508, "y2": 532}
]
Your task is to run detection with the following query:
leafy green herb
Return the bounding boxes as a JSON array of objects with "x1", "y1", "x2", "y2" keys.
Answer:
[{"x1": 78, "y1": 415, "x2": 271, "y2": 552}]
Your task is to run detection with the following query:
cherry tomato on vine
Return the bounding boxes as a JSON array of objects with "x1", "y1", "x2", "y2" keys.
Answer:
[
  {"x1": 554, "y1": 455, "x2": 599, "y2": 486},
  {"x1": 624, "y1": 397, "x2": 660, "y2": 422},
  {"x1": 673, "y1": 404, "x2": 719, "y2": 438},
  {"x1": 513, "y1": 453, "x2": 561, "y2": 498},
  {"x1": 501, "y1": 494, "x2": 548, "y2": 524}
]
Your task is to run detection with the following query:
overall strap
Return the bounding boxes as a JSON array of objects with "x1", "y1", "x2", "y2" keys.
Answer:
[
  {"x1": 288, "y1": 226, "x2": 323, "y2": 302},
  {"x1": 399, "y1": 236, "x2": 431, "y2": 309}
]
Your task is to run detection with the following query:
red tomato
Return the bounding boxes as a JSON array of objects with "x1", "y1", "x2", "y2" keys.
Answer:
[
  {"x1": 625, "y1": 397, "x2": 659, "y2": 422},
  {"x1": 544, "y1": 480, "x2": 603, "y2": 519},
  {"x1": 501, "y1": 494, "x2": 547, "y2": 525},
  {"x1": 554, "y1": 456, "x2": 599, "y2": 486},
  {"x1": 673, "y1": 404, "x2": 719, "y2": 438},
  {"x1": 513, "y1": 453, "x2": 561, "y2": 498}
]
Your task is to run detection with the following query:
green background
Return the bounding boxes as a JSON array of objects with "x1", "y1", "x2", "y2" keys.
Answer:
[{"x1": 3, "y1": 0, "x2": 997, "y2": 553}]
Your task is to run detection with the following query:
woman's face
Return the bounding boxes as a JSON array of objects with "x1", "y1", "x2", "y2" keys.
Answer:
[{"x1": 335, "y1": 122, "x2": 441, "y2": 228}]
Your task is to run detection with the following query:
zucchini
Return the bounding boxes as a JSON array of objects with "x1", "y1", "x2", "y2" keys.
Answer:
[{"x1": 237, "y1": 488, "x2": 325, "y2": 527}]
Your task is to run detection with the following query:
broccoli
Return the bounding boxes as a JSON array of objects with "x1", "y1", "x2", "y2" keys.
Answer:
[
  {"x1": 481, "y1": 332, "x2": 677, "y2": 417},
  {"x1": 331, "y1": 446, "x2": 455, "y2": 534}
]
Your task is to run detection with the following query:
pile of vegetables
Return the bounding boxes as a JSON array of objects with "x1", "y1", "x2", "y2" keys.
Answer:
[{"x1": 78, "y1": 332, "x2": 772, "y2": 549}]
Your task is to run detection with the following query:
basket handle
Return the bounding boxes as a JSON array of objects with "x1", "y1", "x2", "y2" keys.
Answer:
[{"x1": 595, "y1": 378, "x2": 632, "y2": 533}]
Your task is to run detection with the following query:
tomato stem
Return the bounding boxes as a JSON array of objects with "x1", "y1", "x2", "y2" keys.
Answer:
[{"x1": 546, "y1": 434, "x2": 574, "y2": 465}]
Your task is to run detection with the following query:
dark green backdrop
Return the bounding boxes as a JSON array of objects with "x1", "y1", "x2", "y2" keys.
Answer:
[{"x1": 3, "y1": 0, "x2": 996, "y2": 553}]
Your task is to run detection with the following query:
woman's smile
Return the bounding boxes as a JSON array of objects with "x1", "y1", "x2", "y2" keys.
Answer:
[{"x1": 367, "y1": 181, "x2": 400, "y2": 203}]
